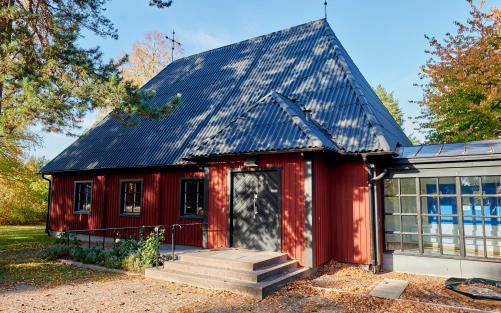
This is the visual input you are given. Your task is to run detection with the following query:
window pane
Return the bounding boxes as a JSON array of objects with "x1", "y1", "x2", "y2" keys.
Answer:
[
  {"x1": 439, "y1": 197, "x2": 457, "y2": 215},
  {"x1": 462, "y1": 197, "x2": 482, "y2": 216},
  {"x1": 484, "y1": 218, "x2": 500, "y2": 237},
  {"x1": 402, "y1": 234, "x2": 419, "y2": 252},
  {"x1": 121, "y1": 181, "x2": 142, "y2": 214},
  {"x1": 400, "y1": 178, "x2": 416, "y2": 195},
  {"x1": 439, "y1": 177, "x2": 456, "y2": 195},
  {"x1": 482, "y1": 176, "x2": 500, "y2": 195},
  {"x1": 421, "y1": 196, "x2": 438, "y2": 214},
  {"x1": 465, "y1": 238, "x2": 485, "y2": 258},
  {"x1": 402, "y1": 215, "x2": 418, "y2": 233},
  {"x1": 485, "y1": 239, "x2": 501, "y2": 258},
  {"x1": 422, "y1": 216, "x2": 439, "y2": 234},
  {"x1": 384, "y1": 197, "x2": 399, "y2": 213},
  {"x1": 483, "y1": 197, "x2": 501, "y2": 216},
  {"x1": 461, "y1": 177, "x2": 481, "y2": 195},
  {"x1": 420, "y1": 178, "x2": 437, "y2": 195},
  {"x1": 385, "y1": 233, "x2": 401, "y2": 251},
  {"x1": 401, "y1": 196, "x2": 417, "y2": 213},
  {"x1": 423, "y1": 236, "x2": 440, "y2": 254},
  {"x1": 184, "y1": 181, "x2": 198, "y2": 215},
  {"x1": 441, "y1": 217, "x2": 459, "y2": 236},
  {"x1": 384, "y1": 215, "x2": 400, "y2": 232},
  {"x1": 442, "y1": 237, "x2": 460, "y2": 256},
  {"x1": 463, "y1": 216, "x2": 483, "y2": 237},
  {"x1": 383, "y1": 179, "x2": 398, "y2": 196}
]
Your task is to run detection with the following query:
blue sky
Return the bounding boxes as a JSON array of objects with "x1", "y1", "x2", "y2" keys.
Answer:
[{"x1": 32, "y1": 0, "x2": 500, "y2": 160}]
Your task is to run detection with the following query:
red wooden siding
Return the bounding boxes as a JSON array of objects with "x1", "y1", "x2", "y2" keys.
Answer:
[
  {"x1": 330, "y1": 161, "x2": 371, "y2": 265},
  {"x1": 312, "y1": 154, "x2": 332, "y2": 266},
  {"x1": 207, "y1": 153, "x2": 306, "y2": 265},
  {"x1": 50, "y1": 169, "x2": 204, "y2": 246}
]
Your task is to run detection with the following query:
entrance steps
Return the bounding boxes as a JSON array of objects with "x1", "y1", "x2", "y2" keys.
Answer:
[{"x1": 145, "y1": 248, "x2": 311, "y2": 299}]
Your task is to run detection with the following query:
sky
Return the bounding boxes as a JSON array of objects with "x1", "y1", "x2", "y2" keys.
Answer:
[{"x1": 31, "y1": 0, "x2": 500, "y2": 160}]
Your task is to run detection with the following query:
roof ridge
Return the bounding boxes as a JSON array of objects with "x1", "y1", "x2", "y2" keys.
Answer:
[
  {"x1": 270, "y1": 91, "x2": 339, "y2": 151},
  {"x1": 157, "y1": 19, "x2": 327, "y2": 69},
  {"x1": 321, "y1": 22, "x2": 392, "y2": 151}
]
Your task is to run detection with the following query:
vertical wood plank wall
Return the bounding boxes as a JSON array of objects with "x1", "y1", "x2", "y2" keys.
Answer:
[
  {"x1": 330, "y1": 161, "x2": 371, "y2": 265},
  {"x1": 50, "y1": 169, "x2": 204, "y2": 246},
  {"x1": 207, "y1": 153, "x2": 306, "y2": 265},
  {"x1": 49, "y1": 153, "x2": 372, "y2": 266}
]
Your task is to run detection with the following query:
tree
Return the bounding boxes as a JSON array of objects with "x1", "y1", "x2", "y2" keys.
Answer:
[
  {"x1": 120, "y1": 30, "x2": 174, "y2": 87},
  {"x1": 417, "y1": 0, "x2": 500, "y2": 143},
  {"x1": 374, "y1": 84, "x2": 404, "y2": 126},
  {"x1": 0, "y1": 0, "x2": 178, "y2": 177}
]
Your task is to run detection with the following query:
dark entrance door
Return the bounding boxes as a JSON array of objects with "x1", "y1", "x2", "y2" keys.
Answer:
[{"x1": 231, "y1": 170, "x2": 281, "y2": 251}]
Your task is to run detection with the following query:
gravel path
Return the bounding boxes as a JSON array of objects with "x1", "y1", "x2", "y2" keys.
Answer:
[{"x1": 1, "y1": 263, "x2": 499, "y2": 313}]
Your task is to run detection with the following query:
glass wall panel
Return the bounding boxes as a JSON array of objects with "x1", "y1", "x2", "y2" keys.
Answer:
[
  {"x1": 423, "y1": 236, "x2": 440, "y2": 254},
  {"x1": 441, "y1": 217, "x2": 459, "y2": 236},
  {"x1": 485, "y1": 239, "x2": 501, "y2": 258},
  {"x1": 400, "y1": 178, "x2": 416, "y2": 195},
  {"x1": 421, "y1": 196, "x2": 438, "y2": 214},
  {"x1": 402, "y1": 234, "x2": 419, "y2": 252},
  {"x1": 463, "y1": 216, "x2": 483, "y2": 237},
  {"x1": 420, "y1": 178, "x2": 437, "y2": 195},
  {"x1": 384, "y1": 215, "x2": 400, "y2": 232},
  {"x1": 484, "y1": 197, "x2": 501, "y2": 216},
  {"x1": 439, "y1": 197, "x2": 457, "y2": 215},
  {"x1": 384, "y1": 179, "x2": 398, "y2": 196},
  {"x1": 384, "y1": 233, "x2": 401, "y2": 251},
  {"x1": 384, "y1": 197, "x2": 399, "y2": 213},
  {"x1": 402, "y1": 215, "x2": 418, "y2": 233},
  {"x1": 484, "y1": 218, "x2": 500, "y2": 237},
  {"x1": 462, "y1": 197, "x2": 482, "y2": 216},
  {"x1": 401, "y1": 196, "x2": 417, "y2": 213},
  {"x1": 482, "y1": 176, "x2": 500, "y2": 195},
  {"x1": 442, "y1": 237, "x2": 460, "y2": 256},
  {"x1": 439, "y1": 177, "x2": 456, "y2": 195},
  {"x1": 422, "y1": 216, "x2": 439, "y2": 235},
  {"x1": 465, "y1": 238, "x2": 484, "y2": 257},
  {"x1": 461, "y1": 177, "x2": 481, "y2": 195}
]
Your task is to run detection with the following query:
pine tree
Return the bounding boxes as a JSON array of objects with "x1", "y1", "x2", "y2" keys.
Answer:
[{"x1": 374, "y1": 84, "x2": 404, "y2": 126}]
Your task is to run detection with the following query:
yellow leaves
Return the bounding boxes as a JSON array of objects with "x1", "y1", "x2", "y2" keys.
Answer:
[{"x1": 120, "y1": 30, "x2": 173, "y2": 87}]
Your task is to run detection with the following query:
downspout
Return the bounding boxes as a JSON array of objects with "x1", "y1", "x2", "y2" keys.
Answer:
[
  {"x1": 362, "y1": 155, "x2": 387, "y2": 273},
  {"x1": 42, "y1": 174, "x2": 52, "y2": 235}
]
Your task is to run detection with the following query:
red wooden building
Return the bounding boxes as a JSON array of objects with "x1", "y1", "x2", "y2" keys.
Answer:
[{"x1": 42, "y1": 19, "x2": 413, "y2": 269}]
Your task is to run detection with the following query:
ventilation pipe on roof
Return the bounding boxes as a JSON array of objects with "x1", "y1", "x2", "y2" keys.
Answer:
[
  {"x1": 362, "y1": 155, "x2": 387, "y2": 274},
  {"x1": 42, "y1": 174, "x2": 52, "y2": 235}
]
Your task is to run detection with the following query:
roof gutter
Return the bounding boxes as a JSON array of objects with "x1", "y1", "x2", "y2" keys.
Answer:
[{"x1": 41, "y1": 174, "x2": 52, "y2": 235}]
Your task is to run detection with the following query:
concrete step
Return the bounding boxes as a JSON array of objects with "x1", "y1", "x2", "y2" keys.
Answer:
[
  {"x1": 162, "y1": 259, "x2": 299, "y2": 283},
  {"x1": 178, "y1": 250, "x2": 288, "y2": 271},
  {"x1": 145, "y1": 266, "x2": 310, "y2": 299}
]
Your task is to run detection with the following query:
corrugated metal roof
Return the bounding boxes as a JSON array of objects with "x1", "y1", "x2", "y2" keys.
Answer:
[
  {"x1": 395, "y1": 139, "x2": 501, "y2": 160},
  {"x1": 42, "y1": 19, "x2": 411, "y2": 173},
  {"x1": 190, "y1": 91, "x2": 339, "y2": 157}
]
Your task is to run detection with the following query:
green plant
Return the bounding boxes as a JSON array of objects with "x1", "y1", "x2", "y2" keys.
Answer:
[{"x1": 139, "y1": 228, "x2": 165, "y2": 267}]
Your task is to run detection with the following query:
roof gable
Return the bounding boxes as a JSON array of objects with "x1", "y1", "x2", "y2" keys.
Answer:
[
  {"x1": 191, "y1": 91, "x2": 339, "y2": 157},
  {"x1": 42, "y1": 19, "x2": 411, "y2": 173}
]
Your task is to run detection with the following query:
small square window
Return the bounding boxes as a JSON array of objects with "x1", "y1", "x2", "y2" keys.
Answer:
[
  {"x1": 400, "y1": 178, "x2": 416, "y2": 195},
  {"x1": 384, "y1": 197, "x2": 399, "y2": 213},
  {"x1": 482, "y1": 176, "x2": 501, "y2": 195},
  {"x1": 383, "y1": 179, "x2": 398, "y2": 196},
  {"x1": 384, "y1": 233, "x2": 401, "y2": 251},
  {"x1": 180, "y1": 179, "x2": 205, "y2": 218},
  {"x1": 120, "y1": 181, "x2": 143, "y2": 215},
  {"x1": 74, "y1": 182, "x2": 92, "y2": 213},
  {"x1": 439, "y1": 177, "x2": 456, "y2": 195},
  {"x1": 420, "y1": 178, "x2": 437, "y2": 195},
  {"x1": 461, "y1": 177, "x2": 481, "y2": 195}
]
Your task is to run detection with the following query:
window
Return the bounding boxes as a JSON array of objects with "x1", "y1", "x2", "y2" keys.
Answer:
[
  {"x1": 180, "y1": 179, "x2": 204, "y2": 218},
  {"x1": 120, "y1": 180, "x2": 143, "y2": 215},
  {"x1": 383, "y1": 176, "x2": 501, "y2": 259},
  {"x1": 74, "y1": 181, "x2": 92, "y2": 213}
]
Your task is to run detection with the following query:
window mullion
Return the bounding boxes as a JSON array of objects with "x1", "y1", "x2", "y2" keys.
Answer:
[
  {"x1": 416, "y1": 177, "x2": 423, "y2": 254},
  {"x1": 456, "y1": 177, "x2": 465, "y2": 258},
  {"x1": 437, "y1": 181, "x2": 443, "y2": 255}
]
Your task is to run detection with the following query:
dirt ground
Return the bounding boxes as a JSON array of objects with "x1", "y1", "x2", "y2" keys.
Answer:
[{"x1": 0, "y1": 262, "x2": 499, "y2": 313}]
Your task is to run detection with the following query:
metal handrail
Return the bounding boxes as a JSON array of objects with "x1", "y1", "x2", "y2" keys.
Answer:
[{"x1": 62, "y1": 222, "x2": 208, "y2": 268}]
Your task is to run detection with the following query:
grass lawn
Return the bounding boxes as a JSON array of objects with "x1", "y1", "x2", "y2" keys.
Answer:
[{"x1": 0, "y1": 225, "x2": 117, "y2": 291}]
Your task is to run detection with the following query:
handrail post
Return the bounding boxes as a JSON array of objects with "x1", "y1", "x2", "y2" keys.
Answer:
[
  {"x1": 88, "y1": 231, "x2": 91, "y2": 248},
  {"x1": 102, "y1": 230, "x2": 105, "y2": 249},
  {"x1": 171, "y1": 225, "x2": 175, "y2": 260}
]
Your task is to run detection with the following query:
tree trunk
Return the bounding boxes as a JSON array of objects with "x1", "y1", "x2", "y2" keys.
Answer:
[{"x1": 0, "y1": 0, "x2": 14, "y2": 115}]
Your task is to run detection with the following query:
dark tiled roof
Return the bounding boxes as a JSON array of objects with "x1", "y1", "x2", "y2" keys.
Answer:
[
  {"x1": 190, "y1": 91, "x2": 339, "y2": 157},
  {"x1": 395, "y1": 139, "x2": 501, "y2": 160},
  {"x1": 42, "y1": 19, "x2": 411, "y2": 173}
]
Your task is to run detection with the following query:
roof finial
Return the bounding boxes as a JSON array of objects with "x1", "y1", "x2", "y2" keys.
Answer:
[
  {"x1": 165, "y1": 30, "x2": 182, "y2": 62},
  {"x1": 324, "y1": 1, "x2": 327, "y2": 19}
]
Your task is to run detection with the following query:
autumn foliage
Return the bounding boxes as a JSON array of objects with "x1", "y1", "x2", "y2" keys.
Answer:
[{"x1": 418, "y1": 0, "x2": 500, "y2": 143}]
